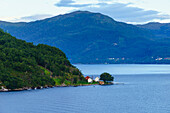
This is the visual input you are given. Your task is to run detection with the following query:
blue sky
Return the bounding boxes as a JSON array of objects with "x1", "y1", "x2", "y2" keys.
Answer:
[{"x1": 0, "y1": 0, "x2": 170, "y2": 24}]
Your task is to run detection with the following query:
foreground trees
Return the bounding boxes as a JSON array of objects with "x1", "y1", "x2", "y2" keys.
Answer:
[{"x1": 0, "y1": 29, "x2": 83, "y2": 90}]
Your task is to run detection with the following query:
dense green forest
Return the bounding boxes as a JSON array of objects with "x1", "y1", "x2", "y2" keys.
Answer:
[{"x1": 0, "y1": 29, "x2": 85, "y2": 90}]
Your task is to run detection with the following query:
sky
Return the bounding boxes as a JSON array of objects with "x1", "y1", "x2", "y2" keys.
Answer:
[{"x1": 0, "y1": 0, "x2": 170, "y2": 24}]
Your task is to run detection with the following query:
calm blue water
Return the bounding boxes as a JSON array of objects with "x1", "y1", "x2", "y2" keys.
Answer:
[
  {"x1": 74, "y1": 64, "x2": 170, "y2": 75},
  {"x1": 1, "y1": 64, "x2": 170, "y2": 113}
]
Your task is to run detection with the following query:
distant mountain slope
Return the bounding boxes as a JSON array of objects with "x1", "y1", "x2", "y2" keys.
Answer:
[
  {"x1": 137, "y1": 22, "x2": 170, "y2": 39},
  {"x1": 0, "y1": 29, "x2": 83, "y2": 90},
  {"x1": 0, "y1": 11, "x2": 170, "y2": 64}
]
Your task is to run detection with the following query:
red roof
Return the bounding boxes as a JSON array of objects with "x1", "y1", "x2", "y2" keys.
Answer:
[{"x1": 85, "y1": 76, "x2": 90, "y2": 80}]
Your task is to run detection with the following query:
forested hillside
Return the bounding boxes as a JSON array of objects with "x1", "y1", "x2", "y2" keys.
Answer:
[{"x1": 0, "y1": 29, "x2": 84, "y2": 90}]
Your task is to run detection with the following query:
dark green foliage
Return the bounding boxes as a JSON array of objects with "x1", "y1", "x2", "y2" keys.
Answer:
[
  {"x1": 100, "y1": 72, "x2": 114, "y2": 83},
  {"x1": 1, "y1": 73, "x2": 24, "y2": 89},
  {"x1": 73, "y1": 77, "x2": 78, "y2": 84},
  {"x1": 0, "y1": 29, "x2": 82, "y2": 89}
]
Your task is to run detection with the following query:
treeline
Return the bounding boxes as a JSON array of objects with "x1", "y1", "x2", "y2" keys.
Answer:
[{"x1": 0, "y1": 29, "x2": 84, "y2": 89}]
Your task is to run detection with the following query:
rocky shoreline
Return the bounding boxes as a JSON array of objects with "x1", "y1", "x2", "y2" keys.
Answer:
[
  {"x1": 0, "y1": 83, "x2": 99, "y2": 92},
  {"x1": 0, "y1": 82, "x2": 123, "y2": 92}
]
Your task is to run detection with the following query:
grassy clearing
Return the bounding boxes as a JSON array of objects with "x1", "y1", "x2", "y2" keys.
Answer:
[
  {"x1": 74, "y1": 81, "x2": 98, "y2": 86},
  {"x1": 39, "y1": 66, "x2": 52, "y2": 76},
  {"x1": 53, "y1": 78, "x2": 61, "y2": 85},
  {"x1": 53, "y1": 78, "x2": 99, "y2": 86}
]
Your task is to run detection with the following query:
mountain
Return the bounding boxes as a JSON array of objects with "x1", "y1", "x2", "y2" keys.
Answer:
[
  {"x1": 137, "y1": 22, "x2": 170, "y2": 39},
  {"x1": 0, "y1": 11, "x2": 170, "y2": 64},
  {"x1": 0, "y1": 29, "x2": 84, "y2": 90}
]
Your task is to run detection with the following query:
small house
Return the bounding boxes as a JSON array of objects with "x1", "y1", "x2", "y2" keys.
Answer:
[
  {"x1": 94, "y1": 77, "x2": 99, "y2": 82},
  {"x1": 88, "y1": 78, "x2": 93, "y2": 83},
  {"x1": 85, "y1": 76, "x2": 90, "y2": 80},
  {"x1": 0, "y1": 86, "x2": 8, "y2": 91}
]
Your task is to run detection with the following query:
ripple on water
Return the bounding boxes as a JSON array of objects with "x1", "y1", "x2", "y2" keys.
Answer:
[{"x1": 1, "y1": 74, "x2": 170, "y2": 113}]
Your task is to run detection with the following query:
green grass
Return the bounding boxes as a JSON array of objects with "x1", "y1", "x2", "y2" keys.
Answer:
[
  {"x1": 76, "y1": 81, "x2": 98, "y2": 85},
  {"x1": 39, "y1": 66, "x2": 52, "y2": 76},
  {"x1": 53, "y1": 78, "x2": 61, "y2": 85},
  {"x1": 53, "y1": 78, "x2": 99, "y2": 86},
  {"x1": 64, "y1": 80, "x2": 71, "y2": 85}
]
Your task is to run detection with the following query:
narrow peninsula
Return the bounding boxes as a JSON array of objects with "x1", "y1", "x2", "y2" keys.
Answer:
[{"x1": 0, "y1": 29, "x2": 90, "y2": 91}]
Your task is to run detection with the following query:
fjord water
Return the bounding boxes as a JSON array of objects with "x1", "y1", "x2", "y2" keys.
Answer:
[{"x1": 1, "y1": 64, "x2": 170, "y2": 113}]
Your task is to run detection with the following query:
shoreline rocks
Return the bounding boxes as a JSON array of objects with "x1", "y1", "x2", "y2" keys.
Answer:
[
  {"x1": 0, "y1": 83, "x2": 100, "y2": 92},
  {"x1": 0, "y1": 82, "x2": 125, "y2": 92}
]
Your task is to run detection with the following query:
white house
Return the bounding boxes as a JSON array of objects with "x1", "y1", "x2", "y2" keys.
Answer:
[
  {"x1": 88, "y1": 78, "x2": 93, "y2": 83},
  {"x1": 95, "y1": 77, "x2": 100, "y2": 82},
  {"x1": 0, "y1": 86, "x2": 8, "y2": 91}
]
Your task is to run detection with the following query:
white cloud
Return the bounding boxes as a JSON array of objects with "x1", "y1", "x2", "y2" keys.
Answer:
[
  {"x1": 54, "y1": 0, "x2": 170, "y2": 23},
  {"x1": 0, "y1": 0, "x2": 71, "y2": 22},
  {"x1": 55, "y1": 0, "x2": 93, "y2": 7},
  {"x1": 11, "y1": 14, "x2": 54, "y2": 22},
  {"x1": 0, "y1": 0, "x2": 170, "y2": 24},
  {"x1": 87, "y1": 3, "x2": 170, "y2": 23}
]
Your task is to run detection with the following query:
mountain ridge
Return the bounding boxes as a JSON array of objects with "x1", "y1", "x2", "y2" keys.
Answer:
[
  {"x1": 0, "y1": 11, "x2": 170, "y2": 64},
  {"x1": 137, "y1": 22, "x2": 170, "y2": 40}
]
